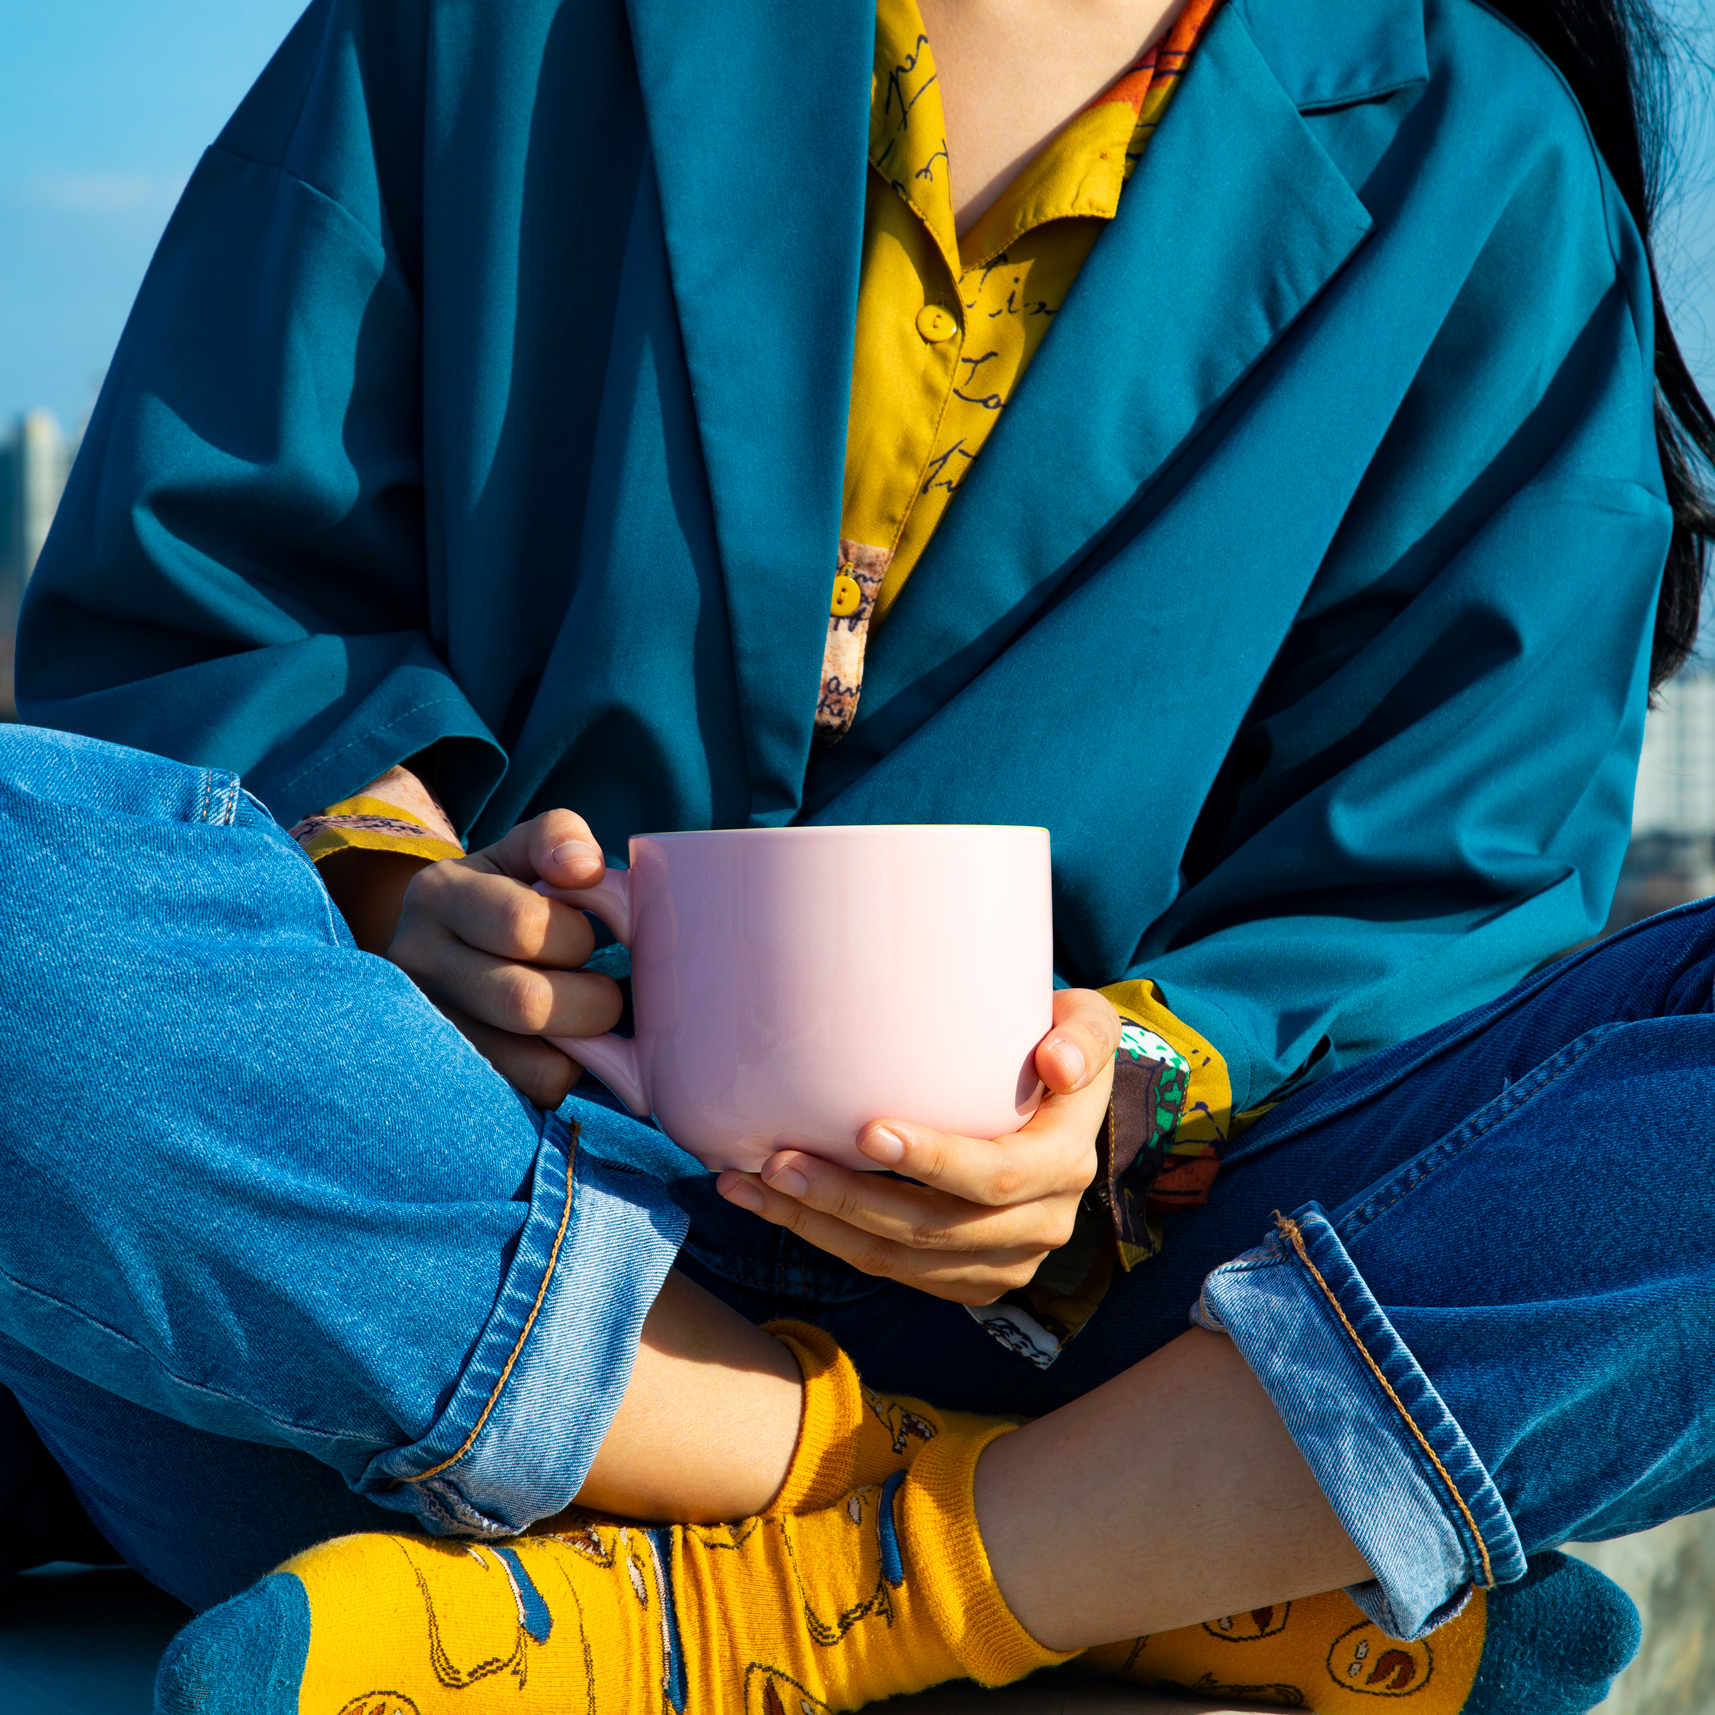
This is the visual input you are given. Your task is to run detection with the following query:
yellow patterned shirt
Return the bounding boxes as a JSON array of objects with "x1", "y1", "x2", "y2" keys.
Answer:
[{"x1": 816, "y1": 0, "x2": 1221, "y2": 743}]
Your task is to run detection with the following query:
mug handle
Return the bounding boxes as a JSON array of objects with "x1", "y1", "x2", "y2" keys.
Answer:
[{"x1": 532, "y1": 874, "x2": 650, "y2": 1117}]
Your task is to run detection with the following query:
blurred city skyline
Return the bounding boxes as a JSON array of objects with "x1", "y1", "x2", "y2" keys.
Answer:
[{"x1": 2, "y1": 0, "x2": 1715, "y2": 434}]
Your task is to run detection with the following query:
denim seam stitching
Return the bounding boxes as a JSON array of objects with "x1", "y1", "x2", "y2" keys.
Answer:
[
  {"x1": 1334, "y1": 1026, "x2": 1614, "y2": 1243},
  {"x1": 0, "y1": 1264, "x2": 375, "y2": 1446},
  {"x1": 406, "y1": 1137, "x2": 579, "y2": 1484},
  {"x1": 1208, "y1": 1252, "x2": 1281, "y2": 1277},
  {"x1": 1274, "y1": 1213, "x2": 1496, "y2": 1589},
  {"x1": 197, "y1": 770, "x2": 241, "y2": 827}
]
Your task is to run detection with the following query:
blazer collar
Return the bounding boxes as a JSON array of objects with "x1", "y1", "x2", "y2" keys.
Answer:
[
  {"x1": 1235, "y1": 0, "x2": 1429, "y2": 111},
  {"x1": 624, "y1": 0, "x2": 874, "y2": 825},
  {"x1": 805, "y1": 0, "x2": 1390, "y2": 811},
  {"x1": 623, "y1": 0, "x2": 1424, "y2": 823}
]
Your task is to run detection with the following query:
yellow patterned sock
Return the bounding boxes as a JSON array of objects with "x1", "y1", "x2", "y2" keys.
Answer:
[
  {"x1": 156, "y1": 1421, "x2": 1072, "y2": 1715},
  {"x1": 1083, "y1": 1584, "x2": 1486, "y2": 1712},
  {"x1": 765, "y1": 1320, "x2": 1010, "y2": 1511}
]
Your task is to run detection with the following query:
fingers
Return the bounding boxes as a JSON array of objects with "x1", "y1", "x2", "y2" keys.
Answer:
[
  {"x1": 392, "y1": 861, "x2": 615, "y2": 1034},
  {"x1": 481, "y1": 809, "x2": 608, "y2": 891},
  {"x1": 406, "y1": 929, "x2": 623, "y2": 1036},
  {"x1": 705, "y1": 986, "x2": 1119, "y2": 1305},
  {"x1": 1034, "y1": 987, "x2": 1122, "y2": 1094},
  {"x1": 402, "y1": 860, "x2": 597, "y2": 967},
  {"x1": 384, "y1": 807, "x2": 620, "y2": 1107},
  {"x1": 745, "y1": 1150, "x2": 1080, "y2": 1254},
  {"x1": 441, "y1": 1005, "x2": 582, "y2": 1111},
  {"x1": 850, "y1": 1058, "x2": 1111, "y2": 1205},
  {"x1": 392, "y1": 815, "x2": 607, "y2": 1007},
  {"x1": 713, "y1": 1170, "x2": 1051, "y2": 1305}
]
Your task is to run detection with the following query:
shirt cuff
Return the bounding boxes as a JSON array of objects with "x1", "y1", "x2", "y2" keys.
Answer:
[
  {"x1": 1096, "y1": 979, "x2": 1231, "y2": 1269},
  {"x1": 287, "y1": 794, "x2": 467, "y2": 866},
  {"x1": 959, "y1": 982, "x2": 1234, "y2": 1369}
]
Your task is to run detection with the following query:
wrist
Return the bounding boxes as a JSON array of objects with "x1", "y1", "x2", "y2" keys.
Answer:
[
  {"x1": 319, "y1": 847, "x2": 438, "y2": 955},
  {"x1": 351, "y1": 764, "x2": 460, "y2": 845}
]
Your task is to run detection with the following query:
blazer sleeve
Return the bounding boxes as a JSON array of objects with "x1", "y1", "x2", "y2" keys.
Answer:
[
  {"x1": 15, "y1": 0, "x2": 506, "y2": 833},
  {"x1": 1103, "y1": 149, "x2": 1673, "y2": 1118}
]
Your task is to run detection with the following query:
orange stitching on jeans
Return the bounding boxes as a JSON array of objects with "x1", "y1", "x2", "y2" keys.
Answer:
[
  {"x1": 408, "y1": 1134, "x2": 579, "y2": 1484},
  {"x1": 1273, "y1": 1214, "x2": 1496, "y2": 1589}
]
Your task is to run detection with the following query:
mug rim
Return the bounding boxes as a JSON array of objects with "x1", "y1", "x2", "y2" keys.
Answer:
[{"x1": 633, "y1": 823, "x2": 1050, "y2": 842}]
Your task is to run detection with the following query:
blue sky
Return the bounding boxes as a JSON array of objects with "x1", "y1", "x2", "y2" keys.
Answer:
[
  {"x1": 2, "y1": 0, "x2": 1713, "y2": 432},
  {"x1": 0, "y1": 0, "x2": 310, "y2": 429}
]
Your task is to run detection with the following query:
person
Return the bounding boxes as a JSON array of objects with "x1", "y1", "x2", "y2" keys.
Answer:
[
  {"x1": 6, "y1": 0, "x2": 1715, "y2": 1707},
  {"x1": 3, "y1": 717, "x2": 1708, "y2": 1715}
]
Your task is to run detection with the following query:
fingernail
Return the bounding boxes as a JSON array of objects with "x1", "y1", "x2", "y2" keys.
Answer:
[
  {"x1": 762, "y1": 1162, "x2": 809, "y2": 1198},
  {"x1": 717, "y1": 1172, "x2": 764, "y2": 1213},
  {"x1": 1051, "y1": 1039, "x2": 1087, "y2": 1086},
  {"x1": 860, "y1": 1126, "x2": 905, "y2": 1165},
  {"x1": 548, "y1": 839, "x2": 602, "y2": 875}
]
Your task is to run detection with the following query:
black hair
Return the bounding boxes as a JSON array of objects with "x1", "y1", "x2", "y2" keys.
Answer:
[{"x1": 1486, "y1": 0, "x2": 1715, "y2": 687}]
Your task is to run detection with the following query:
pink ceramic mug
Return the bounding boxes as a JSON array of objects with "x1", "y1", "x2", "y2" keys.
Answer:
[{"x1": 539, "y1": 824, "x2": 1053, "y2": 1172}]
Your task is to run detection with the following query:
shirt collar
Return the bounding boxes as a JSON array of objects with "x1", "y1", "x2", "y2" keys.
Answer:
[
  {"x1": 870, "y1": 0, "x2": 961, "y2": 272},
  {"x1": 870, "y1": 0, "x2": 1225, "y2": 273}
]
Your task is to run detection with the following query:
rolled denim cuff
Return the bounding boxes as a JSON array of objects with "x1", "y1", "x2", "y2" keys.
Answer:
[
  {"x1": 357, "y1": 1110, "x2": 686, "y2": 1535},
  {"x1": 1194, "y1": 1202, "x2": 1526, "y2": 1639}
]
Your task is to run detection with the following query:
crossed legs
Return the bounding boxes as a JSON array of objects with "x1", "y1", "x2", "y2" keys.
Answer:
[{"x1": 3, "y1": 727, "x2": 1710, "y2": 1709}]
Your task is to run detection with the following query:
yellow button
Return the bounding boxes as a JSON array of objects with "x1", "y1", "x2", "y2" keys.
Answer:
[
  {"x1": 830, "y1": 574, "x2": 862, "y2": 617},
  {"x1": 916, "y1": 304, "x2": 958, "y2": 343}
]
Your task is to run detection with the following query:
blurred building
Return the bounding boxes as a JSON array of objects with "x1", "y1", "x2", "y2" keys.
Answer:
[
  {"x1": 1613, "y1": 663, "x2": 1715, "y2": 931},
  {"x1": 0, "y1": 410, "x2": 75, "y2": 720},
  {"x1": 1631, "y1": 665, "x2": 1715, "y2": 834}
]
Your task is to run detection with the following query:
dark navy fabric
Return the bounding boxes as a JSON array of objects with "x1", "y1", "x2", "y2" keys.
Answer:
[
  {"x1": 0, "y1": 1386, "x2": 116, "y2": 1574},
  {"x1": 17, "y1": 0, "x2": 1671, "y2": 1109}
]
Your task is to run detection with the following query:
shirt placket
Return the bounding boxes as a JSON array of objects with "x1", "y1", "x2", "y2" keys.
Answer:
[{"x1": 815, "y1": 28, "x2": 967, "y2": 749}]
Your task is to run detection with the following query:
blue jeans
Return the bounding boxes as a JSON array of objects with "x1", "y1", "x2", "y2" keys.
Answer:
[
  {"x1": 2, "y1": 726, "x2": 1712, "y2": 1638},
  {"x1": 0, "y1": 727, "x2": 687, "y2": 1606}
]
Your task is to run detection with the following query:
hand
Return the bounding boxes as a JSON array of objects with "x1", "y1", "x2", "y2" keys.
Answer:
[
  {"x1": 313, "y1": 765, "x2": 466, "y2": 956},
  {"x1": 715, "y1": 989, "x2": 1121, "y2": 1304},
  {"x1": 387, "y1": 810, "x2": 622, "y2": 1108}
]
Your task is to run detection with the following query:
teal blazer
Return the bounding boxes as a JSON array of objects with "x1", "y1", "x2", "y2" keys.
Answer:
[{"x1": 17, "y1": 0, "x2": 1671, "y2": 1109}]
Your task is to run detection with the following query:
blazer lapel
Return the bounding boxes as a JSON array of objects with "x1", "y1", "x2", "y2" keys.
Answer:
[
  {"x1": 814, "y1": 1, "x2": 1382, "y2": 801},
  {"x1": 624, "y1": 0, "x2": 874, "y2": 824}
]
